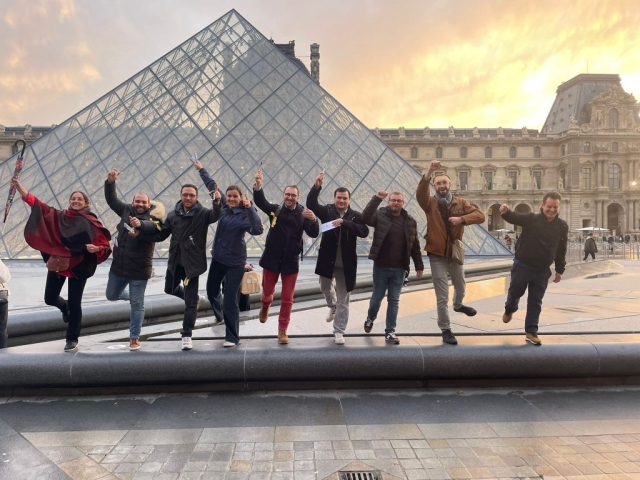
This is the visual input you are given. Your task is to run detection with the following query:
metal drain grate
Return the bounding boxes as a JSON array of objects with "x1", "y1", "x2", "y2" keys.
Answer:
[{"x1": 339, "y1": 471, "x2": 383, "y2": 480}]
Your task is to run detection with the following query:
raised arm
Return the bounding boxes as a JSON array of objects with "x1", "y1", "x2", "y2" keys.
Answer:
[
  {"x1": 499, "y1": 205, "x2": 534, "y2": 227},
  {"x1": 194, "y1": 161, "x2": 226, "y2": 207},
  {"x1": 306, "y1": 172, "x2": 329, "y2": 222},
  {"x1": 416, "y1": 160, "x2": 440, "y2": 213},
  {"x1": 241, "y1": 193, "x2": 263, "y2": 235},
  {"x1": 362, "y1": 193, "x2": 386, "y2": 227},
  {"x1": 104, "y1": 169, "x2": 128, "y2": 217}
]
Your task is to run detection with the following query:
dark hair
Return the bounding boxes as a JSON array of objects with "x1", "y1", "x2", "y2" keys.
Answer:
[
  {"x1": 284, "y1": 185, "x2": 299, "y2": 195},
  {"x1": 69, "y1": 191, "x2": 90, "y2": 205},
  {"x1": 334, "y1": 187, "x2": 350, "y2": 198},
  {"x1": 542, "y1": 191, "x2": 561, "y2": 203},
  {"x1": 181, "y1": 184, "x2": 198, "y2": 195},
  {"x1": 226, "y1": 185, "x2": 243, "y2": 196},
  {"x1": 132, "y1": 192, "x2": 150, "y2": 203}
]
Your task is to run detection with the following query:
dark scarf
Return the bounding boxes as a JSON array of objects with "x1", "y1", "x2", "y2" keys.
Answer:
[{"x1": 24, "y1": 197, "x2": 112, "y2": 279}]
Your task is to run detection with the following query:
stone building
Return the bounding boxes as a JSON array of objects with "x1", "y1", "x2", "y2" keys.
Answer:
[
  {"x1": 0, "y1": 125, "x2": 50, "y2": 161},
  {"x1": 378, "y1": 74, "x2": 640, "y2": 236}
]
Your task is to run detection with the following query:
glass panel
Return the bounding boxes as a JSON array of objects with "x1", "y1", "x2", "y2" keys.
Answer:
[
  {"x1": 302, "y1": 135, "x2": 330, "y2": 161},
  {"x1": 235, "y1": 93, "x2": 259, "y2": 116},
  {"x1": 260, "y1": 120, "x2": 286, "y2": 146},
  {"x1": 230, "y1": 120, "x2": 258, "y2": 146},
  {"x1": 288, "y1": 120, "x2": 314, "y2": 146},
  {"x1": 245, "y1": 134, "x2": 271, "y2": 162},
  {"x1": 289, "y1": 93, "x2": 314, "y2": 117},
  {"x1": 274, "y1": 106, "x2": 299, "y2": 131},
  {"x1": 273, "y1": 134, "x2": 301, "y2": 161}
]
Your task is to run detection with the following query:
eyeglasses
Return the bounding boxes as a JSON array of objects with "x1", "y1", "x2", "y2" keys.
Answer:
[
  {"x1": 284, "y1": 193, "x2": 298, "y2": 198},
  {"x1": 388, "y1": 199, "x2": 404, "y2": 203}
]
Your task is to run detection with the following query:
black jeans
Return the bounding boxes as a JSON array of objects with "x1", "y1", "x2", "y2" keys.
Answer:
[
  {"x1": 504, "y1": 263, "x2": 551, "y2": 334},
  {"x1": 164, "y1": 264, "x2": 200, "y2": 338},
  {"x1": 44, "y1": 271, "x2": 88, "y2": 342},
  {"x1": 206, "y1": 259, "x2": 245, "y2": 344},
  {"x1": 0, "y1": 290, "x2": 8, "y2": 349},
  {"x1": 584, "y1": 252, "x2": 595, "y2": 261}
]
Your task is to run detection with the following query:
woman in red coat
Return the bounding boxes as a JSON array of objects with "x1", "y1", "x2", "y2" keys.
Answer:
[{"x1": 13, "y1": 179, "x2": 112, "y2": 352}]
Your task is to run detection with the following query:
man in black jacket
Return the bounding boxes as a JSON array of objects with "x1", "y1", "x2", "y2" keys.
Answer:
[
  {"x1": 135, "y1": 184, "x2": 221, "y2": 350},
  {"x1": 500, "y1": 191, "x2": 568, "y2": 345},
  {"x1": 306, "y1": 172, "x2": 369, "y2": 345},
  {"x1": 253, "y1": 168, "x2": 319, "y2": 345},
  {"x1": 362, "y1": 191, "x2": 424, "y2": 344},
  {"x1": 104, "y1": 169, "x2": 165, "y2": 351}
]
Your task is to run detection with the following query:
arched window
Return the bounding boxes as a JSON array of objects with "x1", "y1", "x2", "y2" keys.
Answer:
[
  {"x1": 435, "y1": 146, "x2": 442, "y2": 158},
  {"x1": 534, "y1": 146, "x2": 541, "y2": 158},
  {"x1": 612, "y1": 142, "x2": 618, "y2": 153},
  {"x1": 509, "y1": 146, "x2": 517, "y2": 158},
  {"x1": 610, "y1": 108, "x2": 619, "y2": 128},
  {"x1": 410, "y1": 146, "x2": 418, "y2": 159},
  {"x1": 608, "y1": 163, "x2": 620, "y2": 190},
  {"x1": 460, "y1": 146, "x2": 467, "y2": 158},
  {"x1": 561, "y1": 144, "x2": 566, "y2": 156},
  {"x1": 485, "y1": 146, "x2": 492, "y2": 158},
  {"x1": 583, "y1": 142, "x2": 591, "y2": 153}
]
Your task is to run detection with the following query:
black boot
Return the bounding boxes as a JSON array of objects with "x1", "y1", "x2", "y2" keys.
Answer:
[
  {"x1": 442, "y1": 329, "x2": 458, "y2": 345},
  {"x1": 453, "y1": 305, "x2": 477, "y2": 316}
]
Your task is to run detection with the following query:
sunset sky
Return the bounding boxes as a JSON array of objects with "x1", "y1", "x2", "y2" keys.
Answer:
[{"x1": 1, "y1": 0, "x2": 639, "y2": 131}]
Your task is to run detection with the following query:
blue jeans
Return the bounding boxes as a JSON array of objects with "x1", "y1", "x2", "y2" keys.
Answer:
[
  {"x1": 504, "y1": 263, "x2": 551, "y2": 334},
  {"x1": 106, "y1": 271, "x2": 148, "y2": 339},
  {"x1": 367, "y1": 265, "x2": 406, "y2": 333},
  {"x1": 206, "y1": 259, "x2": 245, "y2": 344}
]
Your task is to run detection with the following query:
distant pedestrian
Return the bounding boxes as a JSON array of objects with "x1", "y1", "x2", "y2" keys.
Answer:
[
  {"x1": 500, "y1": 192, "x2": 568, "y2": 346},
  {"x1": 584, "y1": 233, "x2": 597, "y2": 261},
  {"x1": 505, "y1": 235, "x2": 512, "y2": 251},
  {"x1": 608, "y1": 236, "x2": 614, "y2": 252}
]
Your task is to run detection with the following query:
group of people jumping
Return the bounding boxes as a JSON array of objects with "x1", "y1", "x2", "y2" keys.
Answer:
[{"x1": 10, "y1": 158, "x2": 568, "y2": 352}]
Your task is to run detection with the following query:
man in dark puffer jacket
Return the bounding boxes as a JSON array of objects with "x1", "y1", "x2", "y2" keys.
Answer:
[
  {"x1": 104, "y1": 169, "x2": 165, "y2": 351},
  {"x1": 500, "y1": 191, "x2": 568, "y2": 346}
]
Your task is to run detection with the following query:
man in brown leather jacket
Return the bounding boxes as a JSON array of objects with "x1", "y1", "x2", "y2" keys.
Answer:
[{"x1": 417, "y1": 160, "x2": 486, "y2": 345}]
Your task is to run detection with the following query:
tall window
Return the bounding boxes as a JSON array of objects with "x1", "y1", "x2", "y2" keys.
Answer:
[
  {"x1": 533, "y1": 171, "x2": 542, "y2": 189},
  {"x1": 608, "y1": 163, "x2": 620, "y2": 190},
  {"x1": 485, "y1": 146, "x2": 492, "y2": 158},
  {"x1": 509, "y1": 146, "x2": 517, "y2": 158},
  {"x1": 435, "y1": 146, "x2": 442, "y2": 158},
  {"x1": 460, "y1": 146, "x2": 467, "y2": 158},
  {"x1": 612, "y1": 142, "x2": 618, "y2": 153},
  {"x1": 483, "y1": 171, "x2": 493, "y2": 190},
  {"x1": 610, "y1": 108, "x2": 619, "y2": 128},
  {"x1": 583, "y1": 168, "x2": 591, "y2": 189},
  {"x1": 561, "y1": 144, "x2": 566, "y2": 156},
  {"x1": 508, "y1": 171, "x2": 517, "y2": 189},
  {"x1": 583, "y1": 142, "x2": 591, "y2": 153},
  {"x1": 410, "y1": 146, "x2": 418, "y2": 158},
  {"x1": 459, "y1": 172, "x2": 468, "y2": 191},
  {"x1": 534, "y1": 146, "x2": 541, "y2": 158}
]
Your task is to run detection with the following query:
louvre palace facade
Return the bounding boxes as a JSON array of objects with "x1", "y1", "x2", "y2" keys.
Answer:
[{"x1": 379, "y1": 74, "x2": 640, "y2": 236}]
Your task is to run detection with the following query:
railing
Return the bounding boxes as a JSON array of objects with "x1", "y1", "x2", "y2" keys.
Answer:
[{"x1": 566, "y1": 239, "x2": 640, "y2": 262}]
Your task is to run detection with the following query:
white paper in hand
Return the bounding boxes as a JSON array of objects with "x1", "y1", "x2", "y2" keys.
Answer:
[
  {"x1": 189, "y1": 152, "x2": 198, "y2": 164},
  {"x1": 321, "y1": 221, "x2": 338, "y2": 233}
]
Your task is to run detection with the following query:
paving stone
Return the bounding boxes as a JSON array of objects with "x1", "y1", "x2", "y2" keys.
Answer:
[
  {"x1": 348, "y1": 424, "x2": 422, "y2": 441},
  {"x1": 334, "y1": 450, "x2": 356, "y2": 460},
  {"x1": 452, "y1": 447, "x2": 476, "y2": 458},
  {"x1": 102, "y1": 454, "x2": 128, "y2": 464},
  {"x1": 155, "y1": 474, "x2": 180, "y2": 480},
  {"x1": 138, "y1": 462, "x2": 163, "y2": 473},
  {"x1": 179, "y1": 473, "x2": 205, "y2": 480},
  {"x1": 405, "y1": 469, "x2": 429, "y2": 480},
  {"x1": 434, "y1": 448, "x2": 456, "y2": 458},
  {"x1": 252, "y1": 461, "x2": 273, "y2": 472},
  {"x1": 216, "y1": 445, "x2": 235, "y2": 453},
  {"x1": 354, "y1": 450, "x2": 375, "y2": 460},
  {"x1": 419, "y1": 458, "x2": 442, "y2": 469},
  {"x1": 191, "y1": 452, "x2": 214, "y2": 462},
  {"x1": 511, "y1": 465, "x2": 538, "y2": 477},
  {"x1": 232, "y1": 452, "x2": 253, "y2": 461},
  {"x1": 230, "y1": 460, "x2": 252, "y2": 471},
  {"x1": 439, "y1": 457, "x2": 464, "y2": 468},
  {"x1": 194, "y1": 444, "x2": 216, "y2": 452},
  {"x1": 532, "y1": 464, "x2": 560, "y2": 477},
  {"x1": 313, "y1": 441, "x2": 332, "y2": 451},
  {"x1": 521, "y1": 454, "x2": 547, "y2": 466},
  {"x1": 201, "y1": 473, "x2": 225, "y2": 480},
  {"x1": 275, "y1": 451, "x2": 294, "y2": 461},
  {"x1": 59, "y1": 455, "x2": 113, "y2": 480},
  {"x1": 554, "y1": 464, "x2": 582, "y2": 476},
  {"x1": 488, "y1": 466, "x2": 515, "y2": 477},
  {"x1": 255, "y1": 443, "x2": 274, "y2": 452},
  {"x1": 249, "y1": 473, "x2": 271, "y2": 480},
  {"x1": 424, "y1": 467, "x2": 451, "y2": 480},
  {"x1": 294, "y1": 450, "x2": 314, "y2": 460},
  {"x1": 271, "y1": 471, "x2": 294, "y2": 480},
  {"x1": 597, "y1": 462, "x2": 623, "y2": 474},
  {"x1": 274, "y1": 461, "x2": 293, "y2": 471},
  {"x1": 184, "y1": 461, "x2": 210, "y2": 472},
  {"x1": 274, "y1": 443, "x2": 294, "y2": 451},
  {"x1": 112, "y1": 446, "x2": 135, "y2": 455},
  {"x1": 163, "y1": 461, "x2": 190, "y2": 473},
  {"x1": 293, "y1": 460, "x2": 314, "y2": 471},
  {"x1": 236, "y1": 444, "x2": 255, "y2": 452},
  {"x1": 395, "y1": 448, "x2": 416, "y2": 459},
  {"x1": 90, "y1": 445, "x2": 115, "y2": 455},
  {"x1": 314, "y1": 451, "x2": 335, "y2": 460},
  {"x1": 276, "y1": 426, "x2": 347, "y2": 442},
  {"x1": 390, "y1": 440, "x2": 411, "y2": 449},
  {"x1": 400, "y1": 459, "x2": 423, "y2": 469},
  {"x1": 206, "y1": 461, "x2": 231, "y2": 471},
  {"x1": 211, "y1": 451, "x2": 234, "y2": 461},
  {"x1": 225, "y1": 472, "x2": 250, "y2": 480},
  {"x1": 131, "y1": 473, "x2": 156, "y2": 480},
  {"x1": 37, "y1": 446, "x2": 85, "y2": 465},
  {"x1": 255, "y1": 451, "x2": 275, "y2": 461},
  {"x1": 445, "y1": 440, "x2": 468, "y2": 448},
  {"x1": 564, "y1": 453, "x2": 589, "y2": 464},
  {"x1": 465, "y1": 466, "x2": 492, "y2": 479},
  {"x1": 374, "y1": 448, "x2": 396, "y2": 459},
  {"x1": 89, "y1": 454, "x2": 106, "y2": 463},
  {"x1": 293, "y1": 472, "x2": 315, "y2": 480},
  {"x1": 332, "y1": 441, "x2": 352, "y2": 450},
  {"x1": 116, "y1": 462, "x2": 142, "y2": 473},
  {"x1": 603, "y1": 452, "x2": 628, "y2": 462},
  {"x1": 124, "y1": 453, "x2": 147, "y2": 463},
  {"x1": 446, "y1": 467, "x2": 471, "y2": 479},
  {"x1": 478, "y1": 456, "x2": 504, "y2": 467},
  {"x1": 620, "y1": 462, "x2": 640, "y2": 473},
  {"x1": 201, "y1": 429, "x2": 274, "y2": 444},
  {"x1": 459, "y1": 457, "x2": 483, "y2": 468}
]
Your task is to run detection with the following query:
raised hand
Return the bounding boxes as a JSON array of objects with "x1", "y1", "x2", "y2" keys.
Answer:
[
  {"x1": 302, "y1": 207, "x2": 316, "y2": 221},
  {"x1": 376, "y1": 190, "x2": 389, "y2": 199},
  {"x1": 314, "y1": 172, "x2": 324, "y2": 188},
  {"x1": 192, "y1": 159, "x2": 204, "y2": 171},
  {"x1": 426, "y1": 160, "x2": 441, "y2": 176},
  {"x1": 499, "y1": 204, "x2": 510, "y2": 213},
  {"x1": 242, "y1": 192, "x2": 251, "y2": 208},
  {"x1": 254, "y1": 169, "x2": 263, "y2": 190},
  {"x1": 107, "y1": 169, "x2": 121, "y2": 183},
  {"x1": 213, "y1": 184, "x2": 221, "y2": 204}
]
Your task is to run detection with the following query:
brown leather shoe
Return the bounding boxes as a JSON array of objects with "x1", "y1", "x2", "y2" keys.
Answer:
[
  {"x1": 129, "y1": 338, "x2": 141, "y2": 351},
  {"x1": 259, "y1": 304, "x2": 270, "y2": 323},
  {"x1": 502, "y1": 312, "x2": 513, "y2": 323},
  {"x1": 525, "y1": 332, "x2": 542, "y2": 346},
  {"x1": 278, "y1": 329, "x2": 289, "y2": 344}
]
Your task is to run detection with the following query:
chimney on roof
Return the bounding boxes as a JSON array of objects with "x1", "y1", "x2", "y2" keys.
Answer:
[{"x1": 310, "y1": 43, "x2": 320, "y2": 84}]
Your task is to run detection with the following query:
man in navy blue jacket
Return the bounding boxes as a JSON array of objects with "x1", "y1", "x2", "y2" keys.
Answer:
[{"x1": 500, "y1": 191, "x2": 568, "y2": 346}]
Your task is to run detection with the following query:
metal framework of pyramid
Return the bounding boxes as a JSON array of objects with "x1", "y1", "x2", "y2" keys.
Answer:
[{"x1": 0, "y1": 9, "x2": 510, "y2": 259}]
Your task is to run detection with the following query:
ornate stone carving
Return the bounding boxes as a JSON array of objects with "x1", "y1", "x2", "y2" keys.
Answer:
[
  {"x1": 558, "y1": 177, "x2": 564, "y2": 190},
  {"x1": 628, "y1": 109, "x2": 636, "y2": 127},
  {"x1": 374, "y1": 127, "x2": 380, "y2": 137},
  {"x1": 473, "y1": 126, "x2": 479, "y2": 135},
  {"x1": 24, "y1": 124, "x2": 32, "y2": 134},
  {"x1": 591, "y1": 84, "x2": 637, "y2": 105},
  {"x1": 423, "y1": 126, "x2": 430, "y2": 136},
  {"x1": 581, "y1": 123, "x2": 593, "y2": 133},
  {"x1": 448, "y1": 126, "x2": 455, "y2": 136},
  {"x1": 497, "y1": 126, "x2": 504, "y2": 136},
  {"x1": 398, "y1": 126, "x2": 405, "y2": 139},
  {"x1": 521, "y1": 126, "x2": 528, "y2": 136},
  {"x1": 568, "y1": 115, "x2": 578, "y2": 128},
  {"x1": 0, "y1": 124, "x2": 4, "y2": 133}
]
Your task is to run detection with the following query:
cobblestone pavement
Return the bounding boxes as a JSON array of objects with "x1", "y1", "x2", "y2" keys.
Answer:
[{"x1": 15, "y1": 423, "x2": 640, "y2": 480}]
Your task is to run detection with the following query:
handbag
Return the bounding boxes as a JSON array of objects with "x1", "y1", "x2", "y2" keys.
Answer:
[
  {"x1": 451, "y1": 239, "x2": 465, "y2": 266},
  {"x1": 46, "y1": 255, "x2": 70, "y2": 273},
  {"x1": 240, "y1": 271, "x2": 261, "y2": 295}
]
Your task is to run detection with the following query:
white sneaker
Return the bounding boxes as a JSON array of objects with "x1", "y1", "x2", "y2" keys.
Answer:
[
  {"x1": 196, "y1": 295, "x2": 206, "y2": 310},
  {"x1": 326, "y1": 307, "x2": 336, "y2": 323},
  {"x1": 334, "y1": 333, "x2": 346, "y2": 345},
  {"x1": 223, "y1": 341, "x2": 236, "y2": 348},
  {"x1": 181, "y1": 337, "x2": 193, "y2": 350}
]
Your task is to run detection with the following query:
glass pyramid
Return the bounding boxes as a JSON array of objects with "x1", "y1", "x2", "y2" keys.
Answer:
[{"x1": 0, "y1": 9, "x2": 509, "y2": 259}]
